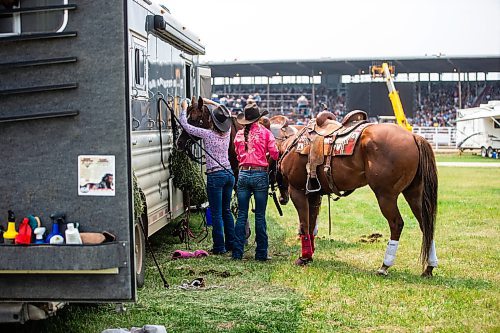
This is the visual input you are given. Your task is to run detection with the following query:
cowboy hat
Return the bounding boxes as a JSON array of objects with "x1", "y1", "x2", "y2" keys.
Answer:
[
  {"x1": 209, "y1": 104, "x2": 232, "y2": 132},
  {"x1": 237, "y1": 102, "x2": 269, "y2": 125}
]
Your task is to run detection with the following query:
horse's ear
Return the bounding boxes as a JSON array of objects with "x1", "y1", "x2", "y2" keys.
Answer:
[
  {"x1": 191, "y1": 96, "x2": 196, "y2": 107},
  {"x1": 197, "y1": 96, "x2": 203, "y2": 110}
]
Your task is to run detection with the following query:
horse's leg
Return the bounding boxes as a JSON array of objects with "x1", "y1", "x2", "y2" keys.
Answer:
[
  {"x1": 403, "y1": 183, "x2": 438, "y2": 277},
  {"x1": 276, "y1": 170, "x2": 289, "y2": 205},
  {"x1": 308, "y1": 193, "x2": 322, "y2": 255},
  {"x1": 289, "y1": 185, "x2": 313, "y2": 265},
  {"x1": 374, "y1": 194, "x2": 405, "y2": 276}
]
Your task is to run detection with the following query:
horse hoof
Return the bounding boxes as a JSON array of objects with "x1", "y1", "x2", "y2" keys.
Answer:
[
  {"x1": 421, "y1": 266, "x2": 434, "y2": 278},
  {"x1": 295, "y1": 257, "x2": 312, "y2": 266},
  {"x1": 376, "y1": 268, "x2": 388, "y2": 276},
  {"x1": 279, "y1": 196, "x2": 289, "y2": 205}
]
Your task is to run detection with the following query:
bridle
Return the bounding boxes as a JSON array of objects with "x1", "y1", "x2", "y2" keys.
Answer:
[{"x1": 180, "y1": 103, "x2": 211, "y2": 164}]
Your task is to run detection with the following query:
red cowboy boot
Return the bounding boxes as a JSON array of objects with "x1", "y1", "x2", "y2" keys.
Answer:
[
  {"x1": 310, "y1": 234, "x2": 315, "y2": 254},
  {"x1": 300, "y1": 234, "x2": 313, "y2": 259}
]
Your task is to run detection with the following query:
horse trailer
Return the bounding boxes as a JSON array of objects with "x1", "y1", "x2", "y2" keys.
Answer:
[
  {"x1": 456, "y1": 100, "x2": 500, "y2": 157},
  {"x1": 0, "y1": 0, "x2": 209, "y2": 322}
]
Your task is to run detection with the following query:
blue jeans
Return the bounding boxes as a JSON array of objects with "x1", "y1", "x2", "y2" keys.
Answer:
[
  {"x1": 232, "y1": 170, "x2": 269, "y2": 260},
  {"x1": 207, "y1": 170, "x2": 235, "y2": 253}
]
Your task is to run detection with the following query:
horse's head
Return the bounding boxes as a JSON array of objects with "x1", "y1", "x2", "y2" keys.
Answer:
[
  {"x1": 269, "y1": 115, "x2": 298, "y2": 152},
  {"x1": 176, "y1": 96, "x2": 212, "y2": 152},
  {"x1": 268, "y1": 115, "x2": 298, "y2": 205}
]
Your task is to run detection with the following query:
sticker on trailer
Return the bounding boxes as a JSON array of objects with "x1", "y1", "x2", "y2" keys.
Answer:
[{"x1": 78, "y1": 155, "x2": 115, "y2": 196}]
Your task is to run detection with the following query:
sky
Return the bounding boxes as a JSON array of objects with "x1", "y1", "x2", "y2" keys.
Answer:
[{"x1": 166, "y1": 0, "x2": 500, "y2": 63}]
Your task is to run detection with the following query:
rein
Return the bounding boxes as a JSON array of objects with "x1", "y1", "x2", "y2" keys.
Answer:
[
  {"x1": 277, "y1": 126, "x2": 308, "y2": 169},
  {"x1": 158, "y1": 96, "x2": 234, "y2": 176}
]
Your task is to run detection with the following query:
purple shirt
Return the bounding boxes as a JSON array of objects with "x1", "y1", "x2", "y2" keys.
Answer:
[{"x1": 180, "y1": 110, "x2": 231, "y2": 173}]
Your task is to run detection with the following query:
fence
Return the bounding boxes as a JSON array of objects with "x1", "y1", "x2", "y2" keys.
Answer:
[{"x1": 412, "y1": 127, "x2": 456, "y2": 149}]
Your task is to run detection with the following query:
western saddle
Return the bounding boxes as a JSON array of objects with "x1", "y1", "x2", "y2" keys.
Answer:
[{"x1": 296, "y1": 110, "x2": 370, "y2": 195}]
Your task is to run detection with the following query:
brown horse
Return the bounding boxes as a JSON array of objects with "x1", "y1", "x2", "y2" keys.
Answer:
[
  {"x1": 176, "y1": 96, "x2": 242, "y2": 180},
  {"x1": 270, "y1": 114, "x2": 438, "y2": 277}
]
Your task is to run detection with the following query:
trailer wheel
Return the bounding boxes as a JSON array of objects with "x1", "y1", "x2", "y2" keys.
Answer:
[
  {"x1": 135, "y1": 218, "x2": 146, "y2": 288},
  {"x1": 481, "y1": 146, "x2": 487, "y2": 157},
  {"x1": 487, "y1": 147, "x2": 494, "y2": 158}
]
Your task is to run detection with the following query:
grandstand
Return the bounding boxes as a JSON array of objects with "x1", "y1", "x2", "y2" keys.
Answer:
[{"x1": 207, "y1": 56, "x2": 500, "y2": 147}]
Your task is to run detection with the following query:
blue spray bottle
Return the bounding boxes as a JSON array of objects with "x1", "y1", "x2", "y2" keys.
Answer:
[{"x1": 46, "y1": 212, "x2": 65, "y2": 244}]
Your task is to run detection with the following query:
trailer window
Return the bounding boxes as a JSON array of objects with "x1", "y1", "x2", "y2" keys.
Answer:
[
  {"x1": 134, "y1": 47, "x2": 146, "y2": 89},
  {"x1": 494, "y1": 119, "x2": 500, "y2": 129},
  {"x1": 185, "y1": 64, "x2": 191, "y2": 99},
  {"x1": 0, "y1": 0, "x2": 68, "y2": 36}
]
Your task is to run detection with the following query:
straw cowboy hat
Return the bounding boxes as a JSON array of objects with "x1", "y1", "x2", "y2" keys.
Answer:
[
  {"x1": 209, "y1": 104, "x2": 232, "y2": 132},
  {"x1": 237, "y1": 102, "x2": 269, "y2": 125}
]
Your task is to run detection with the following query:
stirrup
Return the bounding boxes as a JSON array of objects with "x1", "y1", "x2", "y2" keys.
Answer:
[{"x1": 306, "y1": 176, "x2": 321, "y2": 194}]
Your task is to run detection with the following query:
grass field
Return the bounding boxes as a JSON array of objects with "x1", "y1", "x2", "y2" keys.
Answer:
[
  {"x1": 34, "y1": 167, "x2": 500, "y2": 332},
  {"x1": 435, "y1": 151, "x2": 500, "y2": 163}
]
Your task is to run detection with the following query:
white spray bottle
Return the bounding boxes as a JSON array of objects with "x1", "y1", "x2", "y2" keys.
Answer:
[{"x1": 34, "y1": 227, "x2": 46, "y2": 244}]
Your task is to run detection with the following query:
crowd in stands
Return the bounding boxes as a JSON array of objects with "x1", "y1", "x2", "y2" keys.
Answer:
[
  {"x1": 412, "y1": 82, "x2": 500, "y2": 127},
  {"x1": 213, "y1": 81, "x2": 500, "y2": 127},
  {"x1": 213, "y1": 85, "x2": 348, "y2": 125},
  {"x1": 412, "y1": 85, "x2": 460, "y2": 127}
]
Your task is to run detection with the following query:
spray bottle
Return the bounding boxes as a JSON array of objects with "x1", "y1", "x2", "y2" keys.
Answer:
[
  {"x1": 34, "y1": 227, "x2": 46, "y2": 244},
  {"x1": 3, "y1": 210, "x2": 18, "y2": 244},
  {"x1": 46, "y1": 212, "x2": 65, "y2": 245}
]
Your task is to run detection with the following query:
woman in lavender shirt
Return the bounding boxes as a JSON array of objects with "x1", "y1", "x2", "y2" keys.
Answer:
[{"x1": 180, "y1": 98, "x2": 235, "y2": 254}]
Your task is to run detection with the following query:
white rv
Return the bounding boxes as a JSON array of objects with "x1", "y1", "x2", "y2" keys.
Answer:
[{"x1": 456, "y1": 101, "x2": 500, "y2": 157}]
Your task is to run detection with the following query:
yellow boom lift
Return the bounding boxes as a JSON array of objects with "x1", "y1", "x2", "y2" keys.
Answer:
[{"x1": 370, "y1": 62, "x2": 413, "y2": 131}]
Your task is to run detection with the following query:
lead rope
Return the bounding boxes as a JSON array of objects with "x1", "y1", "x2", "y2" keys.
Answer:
[
  {"x1": 157, "y1": 95, "x2": 167, "y2": 169},
  {"x1": 137, "y1": 217, "x2": 169, "y2": 288},
  {"x1": 328, "y1": 194, "x2": 332, "y2": 236}
]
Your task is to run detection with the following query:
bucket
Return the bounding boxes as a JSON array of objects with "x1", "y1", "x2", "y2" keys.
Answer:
[{"x1": 205, "y1": 207, "x2": 212, "y2": 227}]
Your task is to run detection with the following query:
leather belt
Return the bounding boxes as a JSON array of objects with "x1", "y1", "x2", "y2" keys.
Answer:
[
  {"x1": 206, "y1": 166, "x2": 231, "y2": 174},
  {"x1": 239, "y1": 165, "x2": 267, "y2": 171}
]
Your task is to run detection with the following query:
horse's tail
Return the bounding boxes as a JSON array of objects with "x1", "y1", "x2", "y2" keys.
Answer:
[{"x1": 414, "y1": 135, "x2": 438, "y2": 266}]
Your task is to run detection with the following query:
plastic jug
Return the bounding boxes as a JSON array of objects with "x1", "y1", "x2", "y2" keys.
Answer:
[
  {"x1": 65, "y1": 223, "x2": 82, "y2": 244},
  {"x1": 205, "y1": 207, "x2": 212, "y2": 227},
  {"x1": 3, "y1": 210, "x2": 18, "y2": 244},
  {"x1": 15, "y1": 218, "x2": 32, "y2": 244}
]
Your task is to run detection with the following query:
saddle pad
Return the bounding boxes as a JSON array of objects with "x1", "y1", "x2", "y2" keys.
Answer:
[{"x1": 297, "y1": 123, "x2": 372, "y2": 156}]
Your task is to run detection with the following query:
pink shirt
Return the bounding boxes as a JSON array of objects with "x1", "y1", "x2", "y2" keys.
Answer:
[{"x1": 234, "y1": 123, "x2": 279, "y2": 167}]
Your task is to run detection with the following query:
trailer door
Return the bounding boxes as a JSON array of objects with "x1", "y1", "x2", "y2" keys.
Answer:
[{"x1": 197, "y1": 66, "x2": 212, "y2": 98}]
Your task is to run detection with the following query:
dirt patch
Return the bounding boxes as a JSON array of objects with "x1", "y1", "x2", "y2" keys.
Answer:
[
  {"x1": 174, "y1": 265, "x2": 195, "y2": 275},
  {"x1": 199, "y1": 269, "x2": 232, "y2": 278},
  {"x1": 359, "y1": 233, "x2": 383, "y2": 243},
  {"x1": 217, "y1": 322, "x2": 235, "y2": 330}
]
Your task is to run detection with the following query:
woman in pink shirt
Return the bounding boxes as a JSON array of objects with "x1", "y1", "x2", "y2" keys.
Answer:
[{"x1": 232, "y1": 103, "x2": 279, "y2": 261}]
